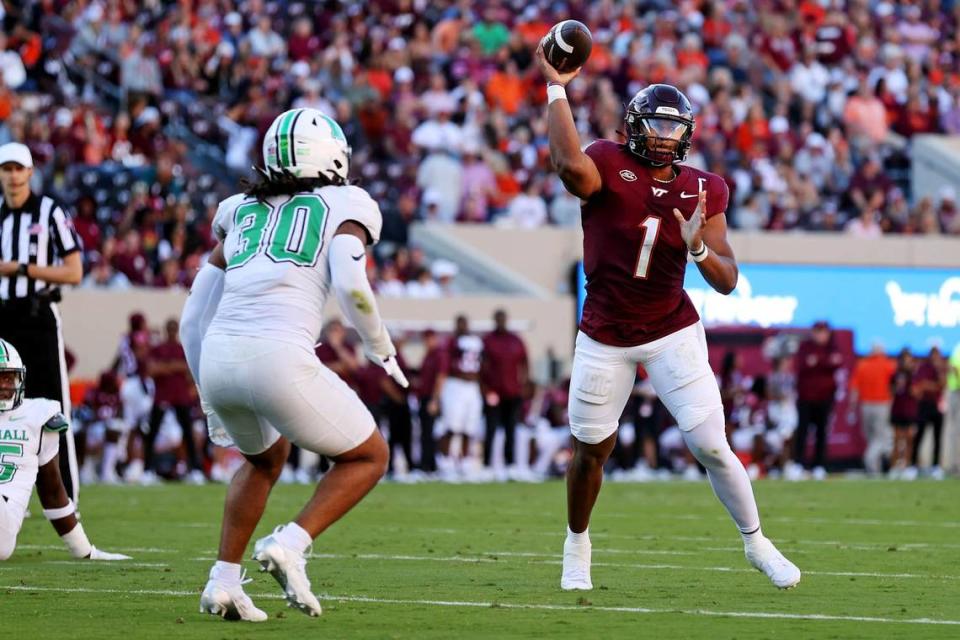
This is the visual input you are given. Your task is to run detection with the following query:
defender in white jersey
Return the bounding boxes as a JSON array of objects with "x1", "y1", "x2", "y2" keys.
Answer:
[
  {"x1": 0, "y1": 339, "x2": 129, "y2": 561},
  {"x1": 179, "y1": 108, "x2": 407, "y2": 622}
]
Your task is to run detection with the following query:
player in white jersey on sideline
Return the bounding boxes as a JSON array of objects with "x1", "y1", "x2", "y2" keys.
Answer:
[
  {"x1": 179, "y1": 108, "x2": 407, "y2": 622},
  {"x1": 0, "y1": 339, "x2": 130, "y2": 562}
]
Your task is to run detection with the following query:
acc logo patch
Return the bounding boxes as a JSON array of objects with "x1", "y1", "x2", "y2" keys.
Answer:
[{"x1": 619, "y1": 169, "x2": 637, "y2": 182}]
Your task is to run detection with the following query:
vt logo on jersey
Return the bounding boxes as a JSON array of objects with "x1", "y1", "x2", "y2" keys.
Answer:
[
  {"x1": 619, "y1": 169, "x2": 637, "y2": 182},
  {"x1": 651, "y1": 187, "x2": 668, "y2": 197}
]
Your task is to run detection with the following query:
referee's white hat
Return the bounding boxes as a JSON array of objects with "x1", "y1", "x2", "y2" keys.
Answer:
[{"x1": 0, "y1": 142, "x2": 33, "y2": 168}]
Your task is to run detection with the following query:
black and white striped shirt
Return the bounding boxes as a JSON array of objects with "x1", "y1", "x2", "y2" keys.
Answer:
[{"x1": 0, "y1": 192, "x2": 81, "y2": 300}]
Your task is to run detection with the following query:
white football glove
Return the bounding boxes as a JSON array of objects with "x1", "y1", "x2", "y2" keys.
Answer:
[
  {"x1": 364, "y1": 327, "x2": 409, "y2": 388},
  {"x1": 87, "y1": 546, "x2": 132, "y2": 561}
]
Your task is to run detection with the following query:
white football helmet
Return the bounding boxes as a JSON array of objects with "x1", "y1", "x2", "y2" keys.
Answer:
[
  {"x1": 0, "y1": 339, "x2": 26, "y2": 411},
  {"x1": 262, "y1": 108, "x2": 351, "y2": 184}
]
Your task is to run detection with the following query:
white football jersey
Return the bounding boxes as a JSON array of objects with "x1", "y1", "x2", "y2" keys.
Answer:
[
  {"x1": 0, "y1": 399, "x2": 66, "y2": 509},
  {"x1": 206, "y1": 185, "x2": 382, "y2": 349}
]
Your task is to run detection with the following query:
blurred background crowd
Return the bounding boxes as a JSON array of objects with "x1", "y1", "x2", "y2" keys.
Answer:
[
  {"x1": 70, "y1": 310, "x2": 959, "y2": 485},
  {"x1": 3, "y1": 0, "x2": 960, "y2": 295}
]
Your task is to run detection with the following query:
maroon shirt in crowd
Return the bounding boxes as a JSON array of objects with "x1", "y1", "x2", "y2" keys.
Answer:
[
  {"x1": 416, "y1": 345, "x2": 448, "y2": 399},
  {"x1": 150, "y1": 341, "x2": 192, "y2": 406},
  {"x1": 913, "y1": 360, "x2": 945, "y2": 404},
  {"x1": 890, "y1": 369, "x2": 917, "y2": 424},
  {"x1": 795, "y1": 338, "x2": 842, "y2": 403},
  {"x1": 579, "y1": 140, "x2": 729, "y2": 347},
  {"x1": 482, "y1": 330, "x2": 528, "y2": 398}
]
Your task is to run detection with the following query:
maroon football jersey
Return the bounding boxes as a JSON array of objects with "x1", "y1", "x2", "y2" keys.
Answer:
[
  {"x1": 579, "y1": 140, "x2": 729, "y2": 347},
  {"x1": 446, "y1": 333, "x2": 484, "y2": 380}
]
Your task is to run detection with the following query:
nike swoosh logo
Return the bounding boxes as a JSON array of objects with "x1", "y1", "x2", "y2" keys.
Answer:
[
  {"x1": 679, "y1": 192, "x2": 699, "y2": 199},
  {"x1": 351, "y1": 254, "x2": 365, "y2": 261},
  {"x1": 8, "y1": 416, "x2": 24, "y2": 421}
]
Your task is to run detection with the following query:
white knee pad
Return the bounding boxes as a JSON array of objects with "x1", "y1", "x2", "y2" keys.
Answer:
[{"x1": 682, "y1": 408, "x2": 735, "y2": 470}]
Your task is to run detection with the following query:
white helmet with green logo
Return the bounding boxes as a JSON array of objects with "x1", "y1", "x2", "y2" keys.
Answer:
[
  {"x1": 0, "y1": 339, "x2": 26, "y2": 411},
  {"x1": 262, "y1": 108, "x2": 351, "y2": 184}
]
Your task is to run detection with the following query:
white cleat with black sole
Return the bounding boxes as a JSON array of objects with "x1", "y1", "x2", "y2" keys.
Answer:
[
  {"x1": 199, "y1": 573, "x2": 268, "y2": 622},
  {"x1": 252, "y1": 527, "x2": 323, "y2": 617},
  {"x1": 560, "y1": 536, "x2": 593, "y2": 591},
  {"x1": 745, "y1": 537, "x2": 801, "y2": 589}
]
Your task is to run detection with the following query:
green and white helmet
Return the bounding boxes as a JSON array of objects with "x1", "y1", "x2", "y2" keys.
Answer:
[
  {"x1": 262, "y1": 108, "x2": 351, "y2": 184},
  {"x1": 0, "y1": 339, "x2": 26, "y2": 412}
]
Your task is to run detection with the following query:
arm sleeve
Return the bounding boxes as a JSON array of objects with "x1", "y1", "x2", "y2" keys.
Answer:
[
  {"x1": 180, "y1": 262, "x2": 225, "y2": 385},
  {"x1": 329, "y1": 233, "x2": 388, "y2": 350}
]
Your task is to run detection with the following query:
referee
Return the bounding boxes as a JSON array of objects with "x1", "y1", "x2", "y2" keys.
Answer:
[{"x1": 0, "y1": 142, "x2": 83, "y2": 502}]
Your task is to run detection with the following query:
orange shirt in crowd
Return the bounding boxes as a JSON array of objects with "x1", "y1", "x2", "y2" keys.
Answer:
[
  {"x1": 850, "y1": 354, "x2": 897, "y2": 402},
  {"x1": 486, "y1": 70, "x2": 524, "y2": 115}
]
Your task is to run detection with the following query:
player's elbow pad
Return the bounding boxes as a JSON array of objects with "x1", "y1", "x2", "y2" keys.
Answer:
[{"x1": 329, "y1": 234, "x2": 383, "y2": 343}]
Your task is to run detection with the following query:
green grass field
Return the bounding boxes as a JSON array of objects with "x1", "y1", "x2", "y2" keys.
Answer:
[{"x1": 2, "y1": 479, "x2": 958, "y2": 639}]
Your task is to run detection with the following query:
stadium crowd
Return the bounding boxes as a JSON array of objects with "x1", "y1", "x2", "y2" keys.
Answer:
[
  {"x1": 2, "y1": 0, "x2": 960, "y2": 294},
  {"x1": 70, "y1": 309, "x2": 960, "y2": 484}
]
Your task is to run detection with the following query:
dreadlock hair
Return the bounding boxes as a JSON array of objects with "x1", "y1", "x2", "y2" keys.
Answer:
[{"x1": 240, "y1": 166, "x2": 345, "y2": 201}]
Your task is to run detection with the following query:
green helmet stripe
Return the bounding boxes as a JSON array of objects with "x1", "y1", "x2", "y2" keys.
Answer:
[
  {"x1": 277, "y1": 110, "x2": 300, "y2": 167},
  {"x1": 0, "y1": 341, "x2": 7, "y2": 363},
  {"x1": 320, "y1": 114, "x2": 346, "y2": 142}
]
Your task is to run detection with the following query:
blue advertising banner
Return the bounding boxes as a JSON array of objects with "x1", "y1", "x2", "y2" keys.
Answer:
[{"x1": 577, "y1": 263, "x2": 960, "y2": 354}]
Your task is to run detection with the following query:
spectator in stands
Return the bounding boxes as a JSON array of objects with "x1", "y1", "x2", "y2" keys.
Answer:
[
  {"x1": 793, "y1": 321, "x2": 844, "y2": 480},
  {"x1": 481, "y1": 309, "x2": 528, "y2": 474},
  {"x1": 849, "y1": 342, "x2": 896, "y2": 476},
  {"x1": 912, "y1": 347, "x2": 947, "y2": 478},
  {"x1": 143, "y1": 318, "x2": 204, "y2": 484},
  {"x1": 889, "y1": 349, "x2": 919, "y2": 479}
]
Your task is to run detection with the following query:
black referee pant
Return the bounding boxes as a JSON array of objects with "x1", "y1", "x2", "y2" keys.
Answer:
[{"x1": 0, "y1": 298, "x2": 79, "y2": 502}]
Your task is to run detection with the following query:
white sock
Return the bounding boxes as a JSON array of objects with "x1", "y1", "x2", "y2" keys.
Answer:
[
  {"x1": 681, "y1": 410, "x2": 761, "y2": 534},
  {"x1": 740, "y1": 526, "x2": 764, "y2": 545},
  {"x1": 566, "y1": 526, "x2": 590, "y2": 545},
  {"x1": 62, "y1": 523, "x2": 93, "y2": 558},
  {"x1": 210, "y1": 560, "x2": 242, "y2": 584},
  {"x1": 274, "y1": 522, "x2": 312, "y2": 554}
]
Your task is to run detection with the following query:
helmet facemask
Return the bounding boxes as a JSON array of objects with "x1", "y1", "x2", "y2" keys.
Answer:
[
  {"x1": 0, "y1": 368, "x2": 25, "y2": 412},
  {"x1": 625, "y1": 111, "x2": 694, "y2": 166}
]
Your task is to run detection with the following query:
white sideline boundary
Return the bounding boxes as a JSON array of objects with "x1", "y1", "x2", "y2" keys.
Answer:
[{"x1": 2, "y1": 585, "x2": 958, "y2": 626}]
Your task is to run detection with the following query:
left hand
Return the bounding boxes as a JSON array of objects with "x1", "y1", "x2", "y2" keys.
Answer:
[
  {"x1": 0, "y1": 261, "x2": 20, "y2": 277},
  {"x1": 87, "y1": 546, "x2": 132, "y2": 561},
  {"x1": 672, "y1": 191, "x2": 707, "y2": 252}
]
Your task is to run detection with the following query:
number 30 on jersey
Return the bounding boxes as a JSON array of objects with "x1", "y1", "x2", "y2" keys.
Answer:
[{"x1": 228, "y1": 194, "x2": 328, "y2": 270}]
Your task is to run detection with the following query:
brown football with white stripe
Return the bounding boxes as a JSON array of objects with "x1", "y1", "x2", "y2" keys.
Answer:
[{"x1": 541, "y1": 20, "x2": 593, "y2": 72}]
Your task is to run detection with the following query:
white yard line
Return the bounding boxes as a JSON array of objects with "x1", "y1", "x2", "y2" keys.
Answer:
[
  {"x1": 188, "y1": 551, "x2": 958, "y2": 581},
  {"x1": 2, "y1": 584, "x2": 958, "y2": 626},
  {"x1": 16, "y1": 544, "x2": 175, "y2": 554}
]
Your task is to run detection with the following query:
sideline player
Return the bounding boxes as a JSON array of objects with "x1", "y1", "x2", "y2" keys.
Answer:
[
  {"x1": 179, "y1": 108, "x2": 407, "y2": 621},
  {"x1": 0, "y1": 339, "x2": 130, "y2": 561},
  {"x1": 437, "y1": 315, "x2": 484, "y2": 478},
  {"x1": 536, "y1": 44, "x2": 801, "y2": 591}
]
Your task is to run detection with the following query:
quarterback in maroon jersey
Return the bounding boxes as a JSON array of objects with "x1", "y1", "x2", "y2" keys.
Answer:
[{"x1": 537, "y1": 43, "x2": 800, "y2": 592}]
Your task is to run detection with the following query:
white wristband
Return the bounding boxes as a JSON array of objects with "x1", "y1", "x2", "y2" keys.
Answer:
[
  {"x1": 43, "y1": 499, "x2": 76, "y2": 521},
  {"x1": 547, "y1": 84, "x2": 567, "y2": 104},
  {"x1": 690, "y1": 243, "x2": 709, "y2": 263}
]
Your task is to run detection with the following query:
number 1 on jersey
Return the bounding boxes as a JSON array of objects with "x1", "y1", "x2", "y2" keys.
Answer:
[{"x1": 633, "y1": 216, "x2": 661, "y2": 279}]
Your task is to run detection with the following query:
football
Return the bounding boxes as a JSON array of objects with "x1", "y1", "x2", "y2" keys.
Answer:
[{"x1": 541, "y1": 20, "x2": 593, "y2": 72}]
